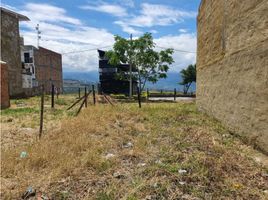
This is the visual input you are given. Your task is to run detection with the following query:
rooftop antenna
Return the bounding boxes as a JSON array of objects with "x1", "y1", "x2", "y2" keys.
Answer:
[{"x1": 36, "y1": 24, "x2": 41, "y2": 49}]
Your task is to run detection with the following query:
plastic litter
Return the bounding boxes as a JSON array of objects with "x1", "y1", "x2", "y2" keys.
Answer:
[
  {"x1": 20, "y1": 151, "x2": 27, "y2": 158},
  {"x1": 178, "y1": 169, "x2": 187, "y2": 174},
  {"x1": 21, "y1": 187, "x2": 36, "y2": 199},
  {"x1": 123, "y1": 142, "x2": 133, "y2": 148}
]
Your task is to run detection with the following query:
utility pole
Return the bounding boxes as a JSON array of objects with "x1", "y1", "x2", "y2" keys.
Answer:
[
  {"x1": 35, "y1": 24, "x2": 41, "y2": 49},
  {"x1": 129, "y1": 34, "x2": 133, "y2": 98}
]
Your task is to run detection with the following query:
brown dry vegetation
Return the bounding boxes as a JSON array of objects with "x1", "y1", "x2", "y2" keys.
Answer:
[
  {"x1": 0, "y1": 94, "x2": 79, "y2": 149},
  {"x1": 1, "y1": 98, "x2": 268, "y2": 199}
]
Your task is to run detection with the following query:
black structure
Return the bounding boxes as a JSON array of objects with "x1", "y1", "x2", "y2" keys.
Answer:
[{"x1": 98, "y1": 50, "x2": 137, "y2": 95}]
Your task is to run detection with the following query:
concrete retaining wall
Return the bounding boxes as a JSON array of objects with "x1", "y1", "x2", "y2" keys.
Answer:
[{"x1": 197, "y1": 0, "x2": 268, "y2": 153}]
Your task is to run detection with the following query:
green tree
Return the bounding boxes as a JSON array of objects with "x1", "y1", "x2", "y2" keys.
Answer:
[
  {"x1": 180, "y1": 64, "x2": 196, "y2": 94},
  {"x1": 106, "y1": 33, "x2": 174, "y2": 94}
]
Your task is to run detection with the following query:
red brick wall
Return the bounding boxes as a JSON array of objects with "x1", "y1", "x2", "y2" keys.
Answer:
[
  {"x1": 1, "y1": 63, "x2": 10, "y2": 109},
  {"x1": 34, "y1": 47, "x2": 63, "y2": 94}
]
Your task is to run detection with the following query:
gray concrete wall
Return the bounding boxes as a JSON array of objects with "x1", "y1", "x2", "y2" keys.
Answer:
[{"x1": 197, "y1": 0, "x2": 268, "y2": 153}]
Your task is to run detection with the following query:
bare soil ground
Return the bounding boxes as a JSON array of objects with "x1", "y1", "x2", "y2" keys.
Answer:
[
  {"x1": 1, "y1": 95, "x2": 268, "y2": 199},
  {"x1": 0, "y1": 94, "x2": 86, "y2": 149}
]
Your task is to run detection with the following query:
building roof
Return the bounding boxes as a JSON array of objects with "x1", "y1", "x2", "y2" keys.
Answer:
[
  {"x1": 24, "y1": 45, "x2": 38, "y2": 50},
  {"x1": 0, "y1": 7, "x2": 30, "y2": 21},
  {"x1": 38, "y1": 46, "x2": 62, "y2": 56},
  {"x1": 23, "y1": 45, "x2": 62, "y2": 56}
]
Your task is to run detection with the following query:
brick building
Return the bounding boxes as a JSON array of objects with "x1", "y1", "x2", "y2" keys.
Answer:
[
  {"x1": 22, "y1": 45, "x2": 63, "y2": 94},
  {"x1": 0, "y1": 61, "x2": 10, "y2": 109},
  {"x1": 0, "y1": 7, "x2": 30, "y2": 97},
  {"x1": 197, "y1": 0, "x2": 268, "y2": 153}
]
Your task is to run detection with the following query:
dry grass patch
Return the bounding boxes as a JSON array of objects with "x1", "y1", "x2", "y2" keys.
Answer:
[{"x1": 1, "y1": 102, "x2": 268, "y2": 199}]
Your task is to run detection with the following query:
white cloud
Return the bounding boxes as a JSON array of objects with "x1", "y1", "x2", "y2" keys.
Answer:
[
  {"x1": 80, "y1": 2, "x2": 127, "y2": 17},
  {"x1": 150, "y1": 30, "x2": 158, "y2": 34},
  {"x1": 154, "y1": 33, "x2": 197, "y2": 72},
  {"x1": 0, "y1": 3, "x2": 18, "y2": 11},
  {"x1": 17, "y1": 3, "x2": 115, "y2": 72},
  {"x1": 112, "y1": 3, "x2": 196, "y2": 35},
  {"x1": 21, "y1": 3, "x2": 81, "y2": 25},
  {"x1": 118, "y1": 0, "x2": 135, "y2": 8},
  {"x1": 129, "y1": 3, "x2": 196, "y2": 27},
  {"x1": 179, "y1": 29, "x2": 188, "y2": 33},
  {"x1": 114, "y1": 21, "x2": 142, "y2": 35}
]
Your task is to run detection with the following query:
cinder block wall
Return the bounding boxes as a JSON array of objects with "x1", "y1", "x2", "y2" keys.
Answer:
[
  {"x1": 1, "y1": 62, "x2": 10, "y2": 109},
  {"x1": 0, "y1": 12, "x2": 23, "y2": 97},
  {"x1": 197, "y1": 0, "x2": 268, "y2": 153}
]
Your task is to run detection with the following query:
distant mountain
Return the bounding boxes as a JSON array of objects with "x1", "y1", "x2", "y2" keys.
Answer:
[
  {"x1": 63, "y1": 71, "x2": 195, "y2": 92},
  {"x1": 145, "y1": 72, "x2": 196, "y2": 92},
  {"x1": 63, "y1": 71, "x2": 99, "y2": 83}
]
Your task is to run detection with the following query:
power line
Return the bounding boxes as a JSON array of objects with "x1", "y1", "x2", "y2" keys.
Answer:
[
  {"x1": 40, "y1": 39, "x2": 109, "y2": 48},
  {"x1": 62, "y1": 45, "x2": 112, "y2": 55},
  {"x1": 61, "y1": 44, "x2": 195, "y2": 55},
  {"x1": 155, "y1": 45, "x2": 196, "y2": 54}
]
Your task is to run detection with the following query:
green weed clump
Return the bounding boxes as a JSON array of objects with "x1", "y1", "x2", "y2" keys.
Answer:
[
  {"x1": 1, "y1": 107, "x2": 39, "y2": 116},
  {"x1": 55, "y1": 98, "x2": 68, "y2": 105}
]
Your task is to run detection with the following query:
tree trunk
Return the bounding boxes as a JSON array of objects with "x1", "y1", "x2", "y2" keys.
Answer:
[{"x1": 184, "y1": 82, "x2": 192, "y2": 94}]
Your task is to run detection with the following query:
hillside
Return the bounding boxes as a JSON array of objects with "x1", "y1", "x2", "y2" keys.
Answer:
[{"x1": 63, "y1": 71, "x2": 196, "y2": 92}]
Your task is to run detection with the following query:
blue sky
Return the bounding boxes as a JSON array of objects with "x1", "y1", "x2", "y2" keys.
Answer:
[{"x1": 2, "y1": 0, "x2": 201, "y2": 72}]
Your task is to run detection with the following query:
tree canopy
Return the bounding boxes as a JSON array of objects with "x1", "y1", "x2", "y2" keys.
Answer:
[
  {"x1": 180, "y1": 64, "x2": 196, "y2": 94},
  {"x1": 105, "y1": 33, "x2": 174, "y2": 93}
]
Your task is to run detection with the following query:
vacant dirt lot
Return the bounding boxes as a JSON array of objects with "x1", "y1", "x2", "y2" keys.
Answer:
[{"x1": 1, "y1": 97, "x2": 268, "y2": 199}]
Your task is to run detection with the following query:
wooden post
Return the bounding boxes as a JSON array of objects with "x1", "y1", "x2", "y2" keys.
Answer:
[
  {"x1": 92, "y1": 85, "x2": 96, "y2": 105},
  {"x1": 137, "y1": 86, "x2": 141, "y2": 108},
  {"x1": 147, "y1": 88, "x2": 149, "y2": 101},
  {"x1": 98, "y1": 83, "x2": 102, "y2": 95},
  {"x1": 84, "y1": 87, "x2": 87, "y2": 108},
  {"x1": 67, "y1": 91, "x2": 91, "y2": 110},
  {"x1": 51, "y1": 84, "x2": 54, "y2": 108},
  {"x1": 56, "y1": 87, "x2": 59, "y2": 99},
  {"x1": 76, "y1": 98, "x2": 86, "y2": 116},
  {"x1": 78, "y1": 88, "x2": 81, "y2": 98},
  {"x1": 39, "y1": 85, "x2": 45, "y2": 138},
  {"x1": 174, "y1": 88, "x2": 176, "y2": 101},
  {"x1": 103, "y1": 93, "x2": 114, "y2": 106},
  {"x1": 129, "y1": 34, "x2": 133, "y2": 99}
]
